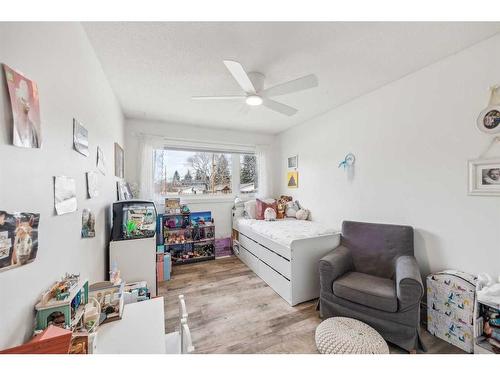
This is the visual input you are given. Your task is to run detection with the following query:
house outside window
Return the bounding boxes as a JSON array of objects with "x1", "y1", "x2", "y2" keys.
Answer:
[{"x1": 153, "y1": 148, "x2": 257, "y2": 198}]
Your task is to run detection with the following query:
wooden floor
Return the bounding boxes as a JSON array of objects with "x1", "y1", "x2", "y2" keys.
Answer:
[{"x1": 159, "y1": 256, "x2": 465, "y2": 354}]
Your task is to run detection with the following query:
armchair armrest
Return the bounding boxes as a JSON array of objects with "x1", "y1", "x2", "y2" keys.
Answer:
[
  {"x1": 319, "y1": 245, "x2": 353, "y2": 292},
  {"x1": 395, "y1": 255, "x2": 423, "y2": 311}
]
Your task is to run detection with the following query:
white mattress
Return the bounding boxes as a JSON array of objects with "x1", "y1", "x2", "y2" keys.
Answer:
[{"x1": 236, "y1": 218, "x2": 337, "y2": 247}]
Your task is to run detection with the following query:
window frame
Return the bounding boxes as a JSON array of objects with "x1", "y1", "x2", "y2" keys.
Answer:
[{"x1": 153, "y1": 141, "x2": 257, "y2": 203}]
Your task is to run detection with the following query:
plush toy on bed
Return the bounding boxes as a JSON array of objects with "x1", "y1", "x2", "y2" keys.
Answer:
[
  {"x1": 295, "y1": 208, "x2": 310, "y2": 220},
  {"x1": 277, "y1": 195, "x2": 293, "y2": 219},
  {"x1": 264, "y1": 207, "x2": 277, "y2": 221}
]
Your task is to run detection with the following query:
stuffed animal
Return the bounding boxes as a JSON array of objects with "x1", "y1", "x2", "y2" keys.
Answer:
[
  {"x1": 264, "y1": 207, "x2": 277, "y2": 221},
  {"x1": 296, "y1": 209, "x2": 309, "y2": 220}
]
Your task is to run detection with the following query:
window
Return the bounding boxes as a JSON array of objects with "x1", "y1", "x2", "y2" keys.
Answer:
[
  {"x1": 239, "y1": 154, "x2": 257, "y2": 195},
  {"x1": 153, "y1": 148, "x2": 257, "y2": 197}
]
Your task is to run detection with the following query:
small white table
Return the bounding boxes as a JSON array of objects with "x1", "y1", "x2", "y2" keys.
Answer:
[{"x1": 95, "y1": 297, "x2": 166, "y2": 354}]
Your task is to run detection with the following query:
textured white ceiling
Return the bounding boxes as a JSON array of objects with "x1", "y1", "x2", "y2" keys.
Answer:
[{"x1": 83, "y1": 22, "x2": 500, "y2": 134}]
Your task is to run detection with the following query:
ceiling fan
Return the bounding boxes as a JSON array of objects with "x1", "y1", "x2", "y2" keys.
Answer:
[{"x1": 191, "y1": 60, "x2": 318, "y2": 116}]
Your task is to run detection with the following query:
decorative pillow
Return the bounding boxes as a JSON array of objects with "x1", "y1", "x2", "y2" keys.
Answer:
[
  {"x1": 243, "y1": 200, "x2": 257, "y2": 219},
  {"x1": 256, "y1": 198, "x2": 277, "y2": 220},
  {"x1": 296, "y1": 208, "x2": 310, "y2": 220},
  {"x1": 264, "y1": 207, "x2": 277, "y2": 221}
]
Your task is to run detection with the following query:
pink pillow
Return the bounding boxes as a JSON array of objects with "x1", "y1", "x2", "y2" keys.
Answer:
[{"x1": 256, "y1": 199, "x2": 277, "y2": 220}]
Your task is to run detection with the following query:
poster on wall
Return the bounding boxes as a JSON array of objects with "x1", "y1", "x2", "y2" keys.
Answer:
[
  {"x1": 54, "y1": 176, "x2": 77, "y2": 215},
  {"x1": 117, "y1": 181, "x2": 133, "y2": 200},
  {"x1": 81, "y1": 209, "x2": 95, "y2": 238},
  {"x1": 86, "y1": 171, "x2": 99, "y2": 198},
  {"x1": 73, "y1": 119, "x2": 89, "y2": 157},
  {"x1": 287, "y1": 171, "x2": 298, "y2": 188},
  {"x1": 114, "y1": 143, "x2": 124, "y2": 178},
  {"x1": 97, "y1": 146, "x2": 106, "y2": 175},
  {"x1": 0, "y1": 211, "x2": 40, "y2": 272},
  {"x1": 3, "y1": 64, "x2": 42, "y2": 148}
]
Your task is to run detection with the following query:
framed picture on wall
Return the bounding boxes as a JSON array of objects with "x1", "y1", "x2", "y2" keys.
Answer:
[
  {"x1": 468, "y1": 158, "x2": 500, "y2": 196},
  {"x1": 287, "y1": 171, "x2": 298, "y2": 189},
  {"x1": 287, "y1": 155, "x2": 298, "y2": 169},
  {"x1": 114, "y1": 142, "x2": 124, "y2": 178}
]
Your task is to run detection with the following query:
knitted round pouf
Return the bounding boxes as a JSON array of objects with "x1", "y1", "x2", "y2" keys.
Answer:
[{"x1": 315, "y1": 317, "x2": 389, "y2": 354}]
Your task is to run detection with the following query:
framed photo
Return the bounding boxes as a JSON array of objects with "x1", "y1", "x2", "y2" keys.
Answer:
[
  {"x1": 477, "y1": 105, "x2": 500, "y2": 134},
  {"x1": 287, "y1": 171, "x2": 298, "y2": 189},
  {"x1": 468, "y1": 158, "x2": 500, "y2": 196},
  {"x1": 114, "y1": 143, "x2": 124, "y2": 178},
  {"x1": 287, "y1": 155, "x2": 298, "y2": 169}
]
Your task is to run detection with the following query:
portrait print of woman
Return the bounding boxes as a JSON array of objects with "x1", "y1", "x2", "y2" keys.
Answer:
[{"x1": 3, "y1": 64, "x2": 42, "y2": 148}]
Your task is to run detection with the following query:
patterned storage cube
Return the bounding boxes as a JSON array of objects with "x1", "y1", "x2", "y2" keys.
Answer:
[{"x1": 427, "y1": 270, "x2": 477, "y2": 353}]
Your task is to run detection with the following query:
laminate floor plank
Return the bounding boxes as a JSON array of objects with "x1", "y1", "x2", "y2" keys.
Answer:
[{"x1": 159, "y1": 256, "x2": 465, "y2": 354}]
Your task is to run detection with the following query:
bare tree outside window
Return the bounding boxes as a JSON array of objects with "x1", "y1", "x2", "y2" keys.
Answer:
[{"x1": 153, "y1": 149, "x2": 252, "y2": 196}]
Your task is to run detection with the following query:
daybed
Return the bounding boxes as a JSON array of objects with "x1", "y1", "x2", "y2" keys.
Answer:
[{"x1": 232, "y1": 215, "x2": 340, "y2": 306}]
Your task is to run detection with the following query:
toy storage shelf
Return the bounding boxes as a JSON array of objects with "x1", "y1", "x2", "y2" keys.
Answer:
[
  {"x1": 473, "y1": 297, "x2": 500, "y2": 354},
  {"x1": 173, "y1": 254, "x2": 216, "y2": 265},
  {"x1": 161, "y1": 212, "x2": 216, "y2": 266}
]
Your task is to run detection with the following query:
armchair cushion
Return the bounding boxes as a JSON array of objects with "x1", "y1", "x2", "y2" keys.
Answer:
[
  {"x1": 395, "y1": 256, "x2": 423, "y2": 311},
  {"x1": 333, "y1": 272, "x2": 398, "y2": 313},
  {"x1": 319, "y1": 245, "x2": 353, "y2": 293}
]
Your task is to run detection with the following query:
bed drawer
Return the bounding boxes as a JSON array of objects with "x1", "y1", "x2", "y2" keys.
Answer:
[
  {"x1": 239, "y1": 234, "x2": 262, "y2": 258},
  {"x1": 258, "y1": 248, "x2": 291, "y2": 280},
  {"x1": 238, "y1": 245, "x2": 260, "y2": 271},
  {"x1": 258, "y1": 259, "x2": 291, "y2": 304}
]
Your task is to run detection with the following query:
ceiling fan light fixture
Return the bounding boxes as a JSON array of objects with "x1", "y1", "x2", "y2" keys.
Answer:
[{"x1": 246, "y1": 95, "x2": 263, "y2": 106}]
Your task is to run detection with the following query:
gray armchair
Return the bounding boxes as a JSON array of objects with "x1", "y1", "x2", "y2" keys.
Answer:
[{"x1": 319, "y1": 221, "x2": 424, "y2": 352}]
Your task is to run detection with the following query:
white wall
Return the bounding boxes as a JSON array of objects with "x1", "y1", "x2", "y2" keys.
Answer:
[
  {"x1": 274, "y1": 33, "x2": 500, "y2": 278},
  {"x1": 125, "y1": 118, "x2": 274, "y2": 238},
  {"x1": 0, "y1": 23, "x2": 124, "y2": 349}
]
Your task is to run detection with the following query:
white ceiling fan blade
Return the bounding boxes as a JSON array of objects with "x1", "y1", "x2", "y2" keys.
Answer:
[
  {"x1": 262, "y1": 74, "x2": 318, "y2": 97},
  {"x1": 191, "y1": 95, "x2": 245, "y2": 100},
  {"x1": 223, "y1": 60, "x2": 256, "y2": 94},
  {"x1": 262, "y1": 98, "x2": 298, "y2": 116}
]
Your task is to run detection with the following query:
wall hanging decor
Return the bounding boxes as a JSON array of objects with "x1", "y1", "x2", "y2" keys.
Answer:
[
  {"x1": 288, "y1": 155, "x2": 298, "y2": 169},
  {"x1": 114, "y1": 142, "x2": 124, "y2": 178},
  {"x1": 73, "y1": 119, "x2": 89, "y2": 157},
  {"x1": 477, "y1": 85, "x2": 500, "y2": 134},
  {"x1": 338, "y1": 153, "x2": 356, "y2": 170},
  {"x1": 287, "y1": 171, "x2": 298, "y2": 188},
  {"x1": 468, "y1": 157, "x2": 500, "y2": 196},
  {"x1": 117, "y1": 181, "x2": 133, "y2": 200},
  {"x1": 97, "y1": 146, "x2": 106, "y2": 175},
  {"x1": 3, "y1": 64, "x2": 41, "y2": 148},
  {"x1": 81, "y1": 209, "x2": 95, "y2": 238},
  {"x1": 0, "y1": 211, "x2": 40, "y2": 272},
  {"x1": 54, "y1": 176, "x2": 77, "y2": 215},
  {"x1": 86, "y1": 171, "x2": 99, "y2": 198}
]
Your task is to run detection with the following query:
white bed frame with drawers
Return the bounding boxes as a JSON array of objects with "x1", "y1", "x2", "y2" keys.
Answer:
[{"x1": 232, "y1": 219, "x2": 340, "y2": 306}]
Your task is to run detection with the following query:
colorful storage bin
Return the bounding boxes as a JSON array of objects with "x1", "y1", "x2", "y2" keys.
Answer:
[
  {"x1": 215, "y1": 237, "x2": 232, "y2": 258},
  {"x1": 427, "y1": 270, "x2": 477, "y2": 353}
]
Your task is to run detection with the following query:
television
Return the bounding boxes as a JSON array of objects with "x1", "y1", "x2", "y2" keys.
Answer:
[{"x1": 111, "y1": 200, "x2": 157, "y2": 241}]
